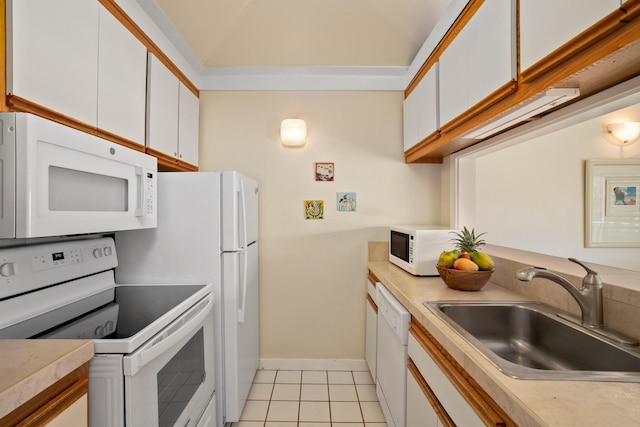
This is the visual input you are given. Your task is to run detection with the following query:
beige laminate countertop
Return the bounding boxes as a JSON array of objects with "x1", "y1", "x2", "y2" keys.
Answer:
[
  {"x1": 368, "y1": 261, "x2": 640, "y2": 427},
  {"x1": 0, "y1": 340, "x2": 94, "y2": 419}
]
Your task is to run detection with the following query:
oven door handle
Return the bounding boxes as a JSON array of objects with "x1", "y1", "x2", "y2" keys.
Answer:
[{"x1": 123, "y1": 294, "x2": 214, "y2": 376}]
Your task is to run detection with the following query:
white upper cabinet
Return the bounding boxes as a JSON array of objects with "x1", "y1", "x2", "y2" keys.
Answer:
[
  {"x1": 146, "y1": 54, "x2": 180, "y2": 158},
  {"x1": 439, "y1": 0, "x2": 516, "y2": 127},
  {"x1": 7, "y1": 0, "x2": 100, "y2": 125},
  {"x1": 97, "y1": 6, "x2": 147, "y2": 145},
  {"x1": 403, "y1": 63, "x2": 439, "y2": 151},
  {"x1": 178, "y1": 82, "x2": 200, "y2": 166},
  {"x1": 520, "y1": 0, "x2": 620, "y2": 72},
  {"x1": 147, "y1": 55, "x2": 199, "y2": 167},
  {"x1": 7, "y1": 1, "x2": 148, "y2": 146}
]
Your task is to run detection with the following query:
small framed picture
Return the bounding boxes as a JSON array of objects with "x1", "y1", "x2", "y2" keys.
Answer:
[
  {"x1": 304, "y1": 200, "x2": 324, "y2": 219},
  {"x1": 337, "y1": 192, "x2": 356, "y2": 211},
  {"x1": 585, "y1": 159, "x2": 640, "y2": 247},
  {"x1": 315, "y1": 162, "x2": 334, "y2": 181}
]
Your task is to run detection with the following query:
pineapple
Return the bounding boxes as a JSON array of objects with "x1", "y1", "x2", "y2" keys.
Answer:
[
  {"x1": 450, "y1": 227, "x2": 486, "y2": 253},
  {"x1": 449, "y1": 227, "x2": 494, "y2": 271}
]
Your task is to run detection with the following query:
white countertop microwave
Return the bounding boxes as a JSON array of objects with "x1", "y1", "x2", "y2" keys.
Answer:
[
  {"x1": 389, "y1": 225, "x2": 457, "y2": 276},
  {"x1": 0, "y1": 113, "x2": 157, "y2": 238}
]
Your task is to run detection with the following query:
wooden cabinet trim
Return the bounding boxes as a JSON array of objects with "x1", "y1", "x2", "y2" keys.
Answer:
[
  {"x1": 407, "y1": 358, "x2": 456, "y2": 427},
  {"x1": 146, "y1": 147, "x2": 198, "y2": 172},
  {"x1": 367, "y1": 270, "x2": 380, "y2": 284},
  {"x1": 405, "y1": 0, "x2": 485, "y2": 98},
  {"x1": 439, "y1": 80, "x2": 518, "y2": 136},
  {"x1": 403, "y1": 129, "x2": 442, "y2": 164},
  {"x1": 521, "y1": 0, "x2": 640, "y2": 83},
  {"x1": 1, "y1": 363, "x2": 89, "y2": 427},
  {"x1": 409, "y1": 319, "x2": 516, "y2": 427},
  {"x1": 366, "y1": 294, "x2": 378, "y2": 313},
  {"x1": 6, "y1": 95, "x2": 146, "y2": 152},
  {"x1": 406, "y1": 0, "x2": 640, "y2": 163}
]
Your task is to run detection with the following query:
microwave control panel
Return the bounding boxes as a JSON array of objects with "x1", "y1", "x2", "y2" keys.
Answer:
[
  {"x1": 408, "y1": 235, "x2": 414, "y2": 263},
  {"x1": 144, "y1": 171, "x2": 155, "y2": 215}
]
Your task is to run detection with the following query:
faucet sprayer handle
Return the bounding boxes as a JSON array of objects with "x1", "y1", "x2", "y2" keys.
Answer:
[{"x1": 568, "y1": 258, "x2": 602, "y2": 287}]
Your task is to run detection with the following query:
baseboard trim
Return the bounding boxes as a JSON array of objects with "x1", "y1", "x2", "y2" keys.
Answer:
[{"x1": 259, "y1": 359, "x2": 369, "y2": 371}]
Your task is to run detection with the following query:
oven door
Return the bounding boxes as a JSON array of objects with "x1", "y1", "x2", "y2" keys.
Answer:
[{"x1": 123, "y1": 293, "x2": 215, "y2": 427}]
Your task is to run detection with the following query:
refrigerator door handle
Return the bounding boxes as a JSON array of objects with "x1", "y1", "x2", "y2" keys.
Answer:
[
  {"x1": 238, "y1": 179, "x2": 249, "y2": 323},
  {"x1": 237, "y1": 248, "x2": 249, "y2": 323},
  {"x1": 239, "y1": 179, "x2": 248, "y2": 250}
]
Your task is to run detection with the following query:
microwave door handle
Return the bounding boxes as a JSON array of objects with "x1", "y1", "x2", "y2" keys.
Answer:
[
  {"x1": 134, "y1": 166, "x2": 143, "y2": 217},
  {"x1": 124, "y1": 295, "x2": 213, "y2": 376}
]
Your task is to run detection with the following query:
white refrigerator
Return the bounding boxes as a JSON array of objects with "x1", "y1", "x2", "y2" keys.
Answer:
[{"x1": 114, "y1": 171, "x2": 259, "y2": 427}]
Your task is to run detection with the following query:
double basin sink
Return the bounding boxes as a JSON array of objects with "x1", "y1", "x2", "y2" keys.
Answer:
[{"x1": 424, "y1": 301, "x2": 640, "y2": 382}]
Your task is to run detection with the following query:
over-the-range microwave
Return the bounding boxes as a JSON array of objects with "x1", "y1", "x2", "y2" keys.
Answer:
[
  {"x1": 0, "y1": 113, "x2": 157, "y2": 238},
  {"x1": 389, "y1": 225, "x2": 457, "y2": 276}
]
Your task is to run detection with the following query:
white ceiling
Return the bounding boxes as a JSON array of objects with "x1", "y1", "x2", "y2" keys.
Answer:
[
  {"x1": 151, "y1": 0, "x2": 451, "y2": 67},
  {"x1": 131, "y1": 0, "x2": 455, "y2": 90}
]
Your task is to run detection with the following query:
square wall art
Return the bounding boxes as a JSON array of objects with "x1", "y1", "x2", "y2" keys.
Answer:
[
  {"x1": 304, "y1": 200, "x2": 324, "y2": 219},
  {"x1": 337, "y1": 192, "x2": 356, "y2": 211},
  {"x1": 315, "y1": 162, "x2": 334, "y2": 181}
]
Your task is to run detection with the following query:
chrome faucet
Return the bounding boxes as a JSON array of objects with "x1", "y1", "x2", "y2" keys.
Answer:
[
  {"x1": 516, "y1": 258, "x2": 603, "y2": 328},
  {"x1": 516, "y1": 258, "x2": 638, "y2": 346}
]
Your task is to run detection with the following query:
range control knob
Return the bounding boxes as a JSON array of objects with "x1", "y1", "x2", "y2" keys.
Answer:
[
  {"x1": 103, "y1": 246, "x2": 113, "y2": 257},
  {"x1": 0, "y1": 262, "x2": 16, "y2": 277},
  {"x1": 93, "y1": 248, "x2": 104, "y2": 258},
  {"x1": 105, "y1": 320, "x2": 115, "y2": 334}
]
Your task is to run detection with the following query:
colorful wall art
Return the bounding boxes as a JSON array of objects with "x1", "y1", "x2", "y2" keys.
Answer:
[
  {"x1": 304, "y1": 200, "x2": 324, "y2": 219},
  {"x1": 315, "y1": 162, "x2": 334, "y2": 181},
  {"x1": 337, "y1": 192, "x2": 356, "y2": 211}
]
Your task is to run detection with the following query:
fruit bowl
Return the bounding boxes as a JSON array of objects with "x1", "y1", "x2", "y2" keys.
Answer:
[{"x1": 436, "y1": 265, "x2": 494, "y2": 292}]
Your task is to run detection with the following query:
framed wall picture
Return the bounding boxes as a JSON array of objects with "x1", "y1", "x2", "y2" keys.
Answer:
[
  {"x1": 304, "y1": 200, "x2": 324, "y2": 219},
  {"x1": 337, "y1": 192, "x2": 356, "y2": 211},
  {"x1": 315, "y1": 162, "x2": 334, "y2": 181},
  {"x1": 585, "y1": 159, "x2": 640, "y2": 247}
]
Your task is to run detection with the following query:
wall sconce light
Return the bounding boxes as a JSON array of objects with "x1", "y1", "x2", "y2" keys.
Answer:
[
  {"x1": 605, "y1": 122, "x2": 640, "y2": 146},
  {"x1": 280, "y1": 119, "x2": 307, "y2": 147}
]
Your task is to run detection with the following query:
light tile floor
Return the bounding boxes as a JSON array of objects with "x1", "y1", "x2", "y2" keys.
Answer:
[{"x1": 233, "y1": 369, "x2": 387, "y2": 427}]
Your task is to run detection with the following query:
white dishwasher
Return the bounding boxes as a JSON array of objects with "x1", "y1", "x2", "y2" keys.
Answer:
[{"x1": 376, "y1": 282, "x2": 411, "y2": 427}]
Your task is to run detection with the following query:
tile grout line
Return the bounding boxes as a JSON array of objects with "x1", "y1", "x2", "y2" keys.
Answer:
[{"x1": 246, "y1": 369, "x2": 381, "y2": 426}]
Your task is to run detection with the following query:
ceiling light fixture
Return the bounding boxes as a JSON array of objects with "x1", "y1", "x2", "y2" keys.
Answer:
[
  {"x1": 605, "y1": 122, "x2": 640, "y2": 146},
  {"x1": 463, "y1": 88, "x2": 580, "y2": 140},
  {"x1": 280, "y1": 119, "x2": 307, "y2": 147}
]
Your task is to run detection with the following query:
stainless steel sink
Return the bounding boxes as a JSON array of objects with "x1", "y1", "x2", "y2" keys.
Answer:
[{"x1": 423, "y1": 301, "x2": 640, "y2": 382}]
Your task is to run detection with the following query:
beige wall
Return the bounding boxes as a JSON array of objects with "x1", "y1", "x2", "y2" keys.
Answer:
[
  {"x1": 199, "y1": 91, "x2": 442, "y2": 360},
  {"x1": 475, "y1": 102, "x2": 640, "y2": 271}
]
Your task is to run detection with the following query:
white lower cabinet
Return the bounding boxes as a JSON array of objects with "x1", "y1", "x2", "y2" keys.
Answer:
[
  {"x1": 407, "y1": 320, "x2": 515, "y2": 427},
  {"x1": 365, "y1": 278, "x2": 377, "y2": 379},
  {"x1": 408, "y1": 334, "x2": 483, "y2": 427},
  {"x1": 406, "y1": 367, "x2": 440, "y2": 427}
]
